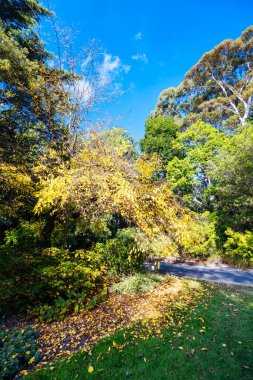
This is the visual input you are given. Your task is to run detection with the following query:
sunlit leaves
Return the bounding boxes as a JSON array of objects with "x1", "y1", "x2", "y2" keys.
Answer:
[{"x1": 34, "y1": 130, "x2": 202, "y2": 252}]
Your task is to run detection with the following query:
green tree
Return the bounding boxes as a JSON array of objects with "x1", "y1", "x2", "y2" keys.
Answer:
[
  {"x1": 166, "y1": 121, "x2": 226, "y2": 210},
  {"x1": 101, "y1": 127, "x2": 138, "y2": 160},
  {"x1": 209, "y1": 123, "x2": 253, "y2": 235},
  {"x1": 0, "y1": 0, "x2": 72, "y2": 167},
  {"x1": 140, "y1": 116, "x2": 177, "y2": 170}
]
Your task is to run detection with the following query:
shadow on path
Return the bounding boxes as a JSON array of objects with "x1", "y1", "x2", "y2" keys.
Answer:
[{"x1": 147, "y1": 263, "x2": 253, "y2": 286}]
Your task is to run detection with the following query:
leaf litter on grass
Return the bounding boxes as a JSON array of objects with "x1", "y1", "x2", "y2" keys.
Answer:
[{"x1": 1, "y1": 276, "x2": 212, "y2": 376}]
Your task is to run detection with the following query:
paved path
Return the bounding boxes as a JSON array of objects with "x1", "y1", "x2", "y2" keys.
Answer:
[{"x1": 151, "y1": 263, "x2": 253, "y2": 286}]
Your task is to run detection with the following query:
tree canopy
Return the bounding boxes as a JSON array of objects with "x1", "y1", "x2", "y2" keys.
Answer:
[{"x1": 153, "y1": 27, "x2": 253, "y2": 128}]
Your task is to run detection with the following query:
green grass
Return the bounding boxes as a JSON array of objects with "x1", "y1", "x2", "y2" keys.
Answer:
[{"x1": 27, "y1": 282, "x2": 253, "y2": 380}]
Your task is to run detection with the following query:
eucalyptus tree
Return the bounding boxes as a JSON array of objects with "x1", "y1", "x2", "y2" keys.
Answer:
[{"x1": 153, "y1": 26, "x2": 253, "y2": 129}]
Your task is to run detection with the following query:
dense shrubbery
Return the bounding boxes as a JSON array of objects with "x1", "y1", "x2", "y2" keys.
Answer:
[
  {"x1": 93, "y1": 228, "x2": 149, "y2": 277},
  {"x1": 223, "y1": 229, "x2": 253, "y2": 267},
  {"x1": 0, "y1": 241, "x2": 107, "y2": 318},
  {"x1": 0, "y1": 223, "x2": 148, "y2": 319},
  {"x1": 183, "y1": 212, "x2": 217, "y2": 259},
  {"x1": 0, "y1": 326, "x2": 39, "y2": 379}
]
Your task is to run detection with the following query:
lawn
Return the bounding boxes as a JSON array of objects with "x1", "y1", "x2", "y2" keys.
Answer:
[{"x1": 24, "y1": 278, "x2": 253, "y2": 380}]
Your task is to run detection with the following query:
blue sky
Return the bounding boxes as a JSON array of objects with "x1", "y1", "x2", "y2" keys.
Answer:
[{"x1": 44, "y1": 0, "x2": 253, "y2": 141}]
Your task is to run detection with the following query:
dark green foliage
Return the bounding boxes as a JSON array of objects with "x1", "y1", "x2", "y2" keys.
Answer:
[
  {"x1": 140, "y1": 116, "x2": 177, "y2": 169},
  {"x1": 93, "y1": 228, "x2": 148, "y2": 277},
  {"x1": 0, "y1": 219, "x2": 107, "y2": 317},
  {"x1": 0, "y1": 0, "x2": 51, "y2": 30},
  {"x1": 32, "y1": 287, "x2": 108, "y2": 322},
  {"x1": 209, "y1": 124, "x2": 253, "y2": 235},
  {"x1": 0, "y1": 326, "x2": 39, "y2": 379},
  {"x1": 0, "y1": 210, "x2": 147, "y2": 320},
  {"x1": 0, "y1": 243, "x2": 108, "y2": 319}
]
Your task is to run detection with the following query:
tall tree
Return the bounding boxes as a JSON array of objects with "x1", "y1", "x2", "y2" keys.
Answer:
[
  {"x1": 0, "y1": 1, "x2": 71, "y2": 166},
  {"x1": 153, "y1": 26, "x2": 253, "y2": 128},
  {"x1": 166, "y1": 121, "x2": 226, "y2": 210},
  {"x1": 209, "y1": 123, "x2": 253, "y2": 234}
]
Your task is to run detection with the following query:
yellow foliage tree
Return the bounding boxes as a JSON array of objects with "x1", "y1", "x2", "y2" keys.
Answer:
[{"x1": 34, "y1": 130, "x2": 204, "y2": 255}]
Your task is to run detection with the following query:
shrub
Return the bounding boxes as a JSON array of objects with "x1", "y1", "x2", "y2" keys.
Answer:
[
  {"x1": 93, "y1": 228, "x2": 148, "y2": 277},
  {"x1": 33, "y1": 287, "x2": 108, "y2": 322},
  {"x1": 0, "y1": 245, "x2": 108, "y2": 320},
  {"x1": 0, "y1": 225, "x2": 147, "y2": 320},
  {"x1": 183, "y1": 212, "x2": 217, "y2": 259},
  {"x1": 38, "y1": 248, "x2": 106, "y2": 299},
  {"x1": 3, "y1": 220, "x2": 42, "y2": 251},
  {"x1": 223, "y1": 228, "x2": 253, "y2": 267},
  {"x1": 0, "y1": 326, "x2": 39, "y2": 379},
  {"x1": 112, "y1": 272, "x2": 165, "y2": 294},
  {"x1": 31, "y1": 248, "x2": 107, "y2": 320}
]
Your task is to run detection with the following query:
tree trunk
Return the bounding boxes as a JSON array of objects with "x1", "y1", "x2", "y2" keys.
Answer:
[{"x1": 40, "y1": 214, "x2": 56, "y2": 248}]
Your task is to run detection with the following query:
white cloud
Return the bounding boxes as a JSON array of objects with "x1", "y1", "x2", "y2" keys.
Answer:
[
  {"x1": 134, "y1": 32, "x2": 142, "y2": 41},
  {"x1": 131, "y1": 53, "x2": 148, "y2": 64},
  {"x1": 122, "y1": 64, "x2": 131, "y2": 74},
  {"x1": 99, "y1": 53, "x2": 131, "y2": 85}
]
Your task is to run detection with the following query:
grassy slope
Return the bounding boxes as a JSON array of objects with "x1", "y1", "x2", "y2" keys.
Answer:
[{"x1": 27, "y1": 282, "x2": 253, "y2": 380}]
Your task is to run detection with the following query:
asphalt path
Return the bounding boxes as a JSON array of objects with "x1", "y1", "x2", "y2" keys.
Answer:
[{"x1": 149, "y1": 263, "x2": 253, "y2": 286}]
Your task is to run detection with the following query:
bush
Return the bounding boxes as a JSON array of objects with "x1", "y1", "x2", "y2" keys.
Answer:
[
  {"x1": 112, "y1": 272, "x2": 165, "y2": 294},
  {"x1": 223, "y1": 228, "x2": 253, "y2": 267},
  {"x1": 93, "y1": 228, "x2": 148, "y2": 277},
  {"x1": 0, "y1": 225, "x2": 147, "y2": 319},
  {"x1": 38, "y1": 248, "x2": 106, "y2": 298},
  {"x1": 0, "y1": 245, "x2": 108, "y2": 320},
  {"x1": 0, "y1": 326, "x2": 39, "y2": 379},
  {"x1": 31, "y1": 248, "x2": 107, "y2": 320},
  {"x1": 183, "y1": 212, "x2": 217, "y2": 259}
]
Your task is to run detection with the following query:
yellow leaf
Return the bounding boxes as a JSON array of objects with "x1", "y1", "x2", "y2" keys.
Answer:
[
  {"x1": 113, "y1": 341, "x2": 117, "y2": 347},
  {"x1": 88, "y1": 365, "x2": 94, "y2": 373},
  {"x1": 20, "y1": 370, "x2": 29, "y2": 376}
]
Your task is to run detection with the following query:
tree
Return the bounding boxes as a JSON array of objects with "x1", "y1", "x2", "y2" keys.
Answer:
[
  {"x1": 209, "y1": 123, "x2": 253, "y2": 235},
  {"x1": 153, "y1": 26, "x2": 253, "y2": 128},
  {"x1": 0, "y1": 1, "x2": 72, "y2": 166},
  {"x1": 101, "y1": 127, "x2": 138, "y2": 160},
  {"x1": 140, "y1": 116, "x2": 178, "y2": 170},
  {"x1": 166, "y1": 121, "x2": 226, "y2": 210},
  {"x1": 34, "y1": 129, "x2": 204, "y2": 254}
]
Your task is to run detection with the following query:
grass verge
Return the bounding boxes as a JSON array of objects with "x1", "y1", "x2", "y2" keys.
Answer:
[{"x1": 111, "y1": 272, "x2": 165, "y2": 294}]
